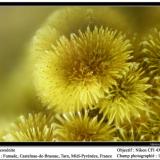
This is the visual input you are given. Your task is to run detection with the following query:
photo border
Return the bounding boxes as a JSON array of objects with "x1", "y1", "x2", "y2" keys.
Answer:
[{"x1": 0, "y1": 1, "x2": 160, "y2": 146}]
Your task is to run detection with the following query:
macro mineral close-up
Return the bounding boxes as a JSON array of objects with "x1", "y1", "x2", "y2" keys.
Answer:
[{"x1": 0, "y1": 6, "x2": 160, "y2": 142}]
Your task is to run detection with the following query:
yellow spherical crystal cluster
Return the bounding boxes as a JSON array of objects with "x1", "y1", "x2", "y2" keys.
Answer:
[
  {"x1": 114, "y1": 116, "x2": 149, "y2": 141},
  {"x1": 34, "y1": 26, "x2": 132, "y2": 112},
  {"x1": 54, "y1": 110, "x2": 115, "y2": 141},
  {"x1": 99, "y1": 63, "x2": 151, "y2": 126},
  {"x1": 3, "y1": 112, "x2": 56, "y2": 142},
  {"x1": 142, "y1": 115, "x2": 160, "y2": 141},
  {"x1": 2, "y1": 7, "x2": 160, "y2": 142},
  {"x1": 142, "y1": 28, "x2": 160, "y2": 113}
]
